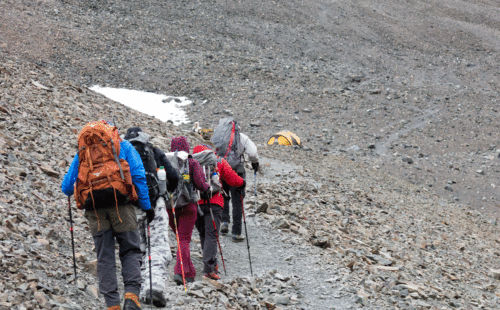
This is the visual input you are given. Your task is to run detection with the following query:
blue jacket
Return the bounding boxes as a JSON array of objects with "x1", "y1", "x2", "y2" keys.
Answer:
[{"x1": 61, "y1": 140, "x2": 152, "y2": 210}]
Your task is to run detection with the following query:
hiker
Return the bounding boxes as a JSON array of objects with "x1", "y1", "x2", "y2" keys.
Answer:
[
  {"x1": 212, "y1": 118, "x2": 259, "y2": 242},
  {"x1": 61, "y1": 120, "x2": 153, "y2": 310},
  {"x1": 193, "y1": 144, "x2": 245, "y2": 279},
  {"x1": 167, "y1": 136, "x2": 210, "y2": 285},
  {"x1": 124, "y1": 127, "x2": 180, "y2": 308}
]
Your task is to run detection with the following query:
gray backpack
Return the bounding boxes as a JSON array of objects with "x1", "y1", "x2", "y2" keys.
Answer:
[
  {"x1": 192, "y1": 150, "x2": 223, "y2": 193},
  {"x1": 211, "y1": 118, "x2": 243, "y2": 170},
  {"x1": 165, "y1": 151, "x2": 199, "y2": 209}
]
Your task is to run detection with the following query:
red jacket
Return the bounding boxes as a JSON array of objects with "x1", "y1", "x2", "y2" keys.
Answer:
[{"x1": 198, "y1": 158, "x2": 244, "y2": 207}]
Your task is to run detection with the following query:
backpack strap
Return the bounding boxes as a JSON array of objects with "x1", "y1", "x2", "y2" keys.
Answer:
[
  {"x1": 110, "y1": 138, "x2": 125, "y2": 180},
  {"x1": 223, "y1": 122, "x2": 235, "y2": 158}
]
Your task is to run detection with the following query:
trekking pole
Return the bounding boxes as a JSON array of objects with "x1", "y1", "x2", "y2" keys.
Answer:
[
  {"x1": 253, "y1": 172, "x2": 257, "y2": 196},
  {"x1": 67, "y1": 196, "x2": 77, "y2": 284},
  {"x1": 208, "y1": 200, "x2": 227, "y2": 276},
  {"x1": 170, "y1": 194, "x2": 187, "y2": 291},
  {"x1": 240, "y1": 195, "x2": 253, "y2": 276},
  {"x1": 147, "y1": 221, "x2": 153, "y2": 309},
  {"x1": 254, "y1": 172, "x2": 258, "y2": 206}
]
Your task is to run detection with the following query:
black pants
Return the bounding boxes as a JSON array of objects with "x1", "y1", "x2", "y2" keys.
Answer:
[
  {"x1": 195, "y1": 203, "x2": 222, "y2": 274},
  {"x1": 221, "y1": 170, "x2": 246, "y2": 235}
]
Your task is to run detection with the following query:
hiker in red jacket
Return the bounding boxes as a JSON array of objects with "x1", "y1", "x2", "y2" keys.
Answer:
[{"x1": 193, "y1": 144, "x2": 245, "y2": 280}]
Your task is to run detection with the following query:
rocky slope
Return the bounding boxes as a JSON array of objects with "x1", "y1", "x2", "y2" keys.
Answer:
[{"x1": 1, "y1": 0, "x2": 499, "y2": 211}]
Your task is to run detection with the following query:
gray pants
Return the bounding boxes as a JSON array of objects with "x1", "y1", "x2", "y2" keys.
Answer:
[
  {"x1": 195, "y1": 203, "x2": 222, "y2": 274},
  {"x1": 86, "y1": 204, "x2": 142, "y2": 308},
  {"x1": 93, "y1": 229, "x2": 142, "y2": 307},
  {"x1": 136, "y1": 197, "x2": 172, "y2": 295}
]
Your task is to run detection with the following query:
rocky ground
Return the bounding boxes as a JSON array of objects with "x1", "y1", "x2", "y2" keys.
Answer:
[
  {"x1": 2, "y1": 0, "x2": 500, "y2": 212},
  {"x1": 1, "y1": 0, "x2": 500, "y2": 309}
]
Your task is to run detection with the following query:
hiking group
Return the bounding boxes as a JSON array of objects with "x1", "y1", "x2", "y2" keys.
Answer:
[{"x1": 61, "y1": 118, "x2": 259, "y2": 309}]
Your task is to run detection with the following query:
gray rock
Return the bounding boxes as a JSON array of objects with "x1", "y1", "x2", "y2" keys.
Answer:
[
  {"x1": 275, "y1": 218, "x2": 290, "y2": 229},
  {"x1": 273, "y1": 294, "x2": 290, "y2": 305},
  {"x1": 76, "y1": 280, "x2": 86, "y2": 291},
  {"x1": 402, "y1": 157, "x2": 414, "y2": 164},
  {"x1": 187, "y1": 290, "x2": 206, "y2": 299},
  {"x1": 366, "y1": 254, "x2": 393, "y2": 266},
  {"x1": 256, "y1": 202, "x2": 268, "y2": 214}
]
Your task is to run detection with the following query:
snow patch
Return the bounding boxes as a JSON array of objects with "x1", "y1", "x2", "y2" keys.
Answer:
[{"x1": 90, "y1": 86, "x2": 191, "y2": 125}]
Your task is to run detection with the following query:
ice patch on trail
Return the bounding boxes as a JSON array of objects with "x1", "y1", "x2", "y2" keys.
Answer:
[{"x1": 90, "y1": 86, "x2": 191, "y2": 125}]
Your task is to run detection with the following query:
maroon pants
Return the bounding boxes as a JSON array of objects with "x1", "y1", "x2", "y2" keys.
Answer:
[{"x1": 168, "y1": 203, "x2": 197, "y2": 279}]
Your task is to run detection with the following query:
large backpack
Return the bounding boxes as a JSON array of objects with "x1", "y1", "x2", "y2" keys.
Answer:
[
  {"x1": 130, "y1": 141, "x2": 160, "y2": 208},
  {"x1": 75, "y1": 120, "x2": 138, "y2": 210},
  {"x1": 165, "y1": 151, "x2": 199, "y2": 209},
  {"x1": 192, "y1": 149, "x2": 223, "y2": 194},
  {"x1": 211, "y1": 118, "x2": 243, "y2": 170}
]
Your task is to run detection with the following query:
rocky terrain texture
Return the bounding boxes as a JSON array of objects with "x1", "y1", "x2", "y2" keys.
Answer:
[
  {"x1": 2, "y1": 0, "x2": 500, "y2": 212},
  {"x1": 1, "y1": 0, "x2": 500, "y2": 309}
]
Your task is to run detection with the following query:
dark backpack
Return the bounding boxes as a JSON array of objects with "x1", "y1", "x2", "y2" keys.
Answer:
[{"x1": 131, "y1": 141, "x2": 160, "y2": 207}]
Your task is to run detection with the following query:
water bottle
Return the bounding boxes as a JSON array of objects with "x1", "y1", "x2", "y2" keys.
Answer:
[
  {"x1": 157, "y1": 166, "x2": 167, "y2": 196},
  {"x1": 211, "y1": 171, "x2": 221, "y2": 191}
]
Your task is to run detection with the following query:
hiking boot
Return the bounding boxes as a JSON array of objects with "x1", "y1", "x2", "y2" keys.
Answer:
[
  {"x1": 144, "y1": 289, "x2": 166, "y2": 308},
  {"x1": 107, "y1": 307, "x2": 121, "y2": 310},
  {"x1": 214, "y1": 264, "x2": 219, "y2": 274},
  {"x1": 123, "y1": 293, "x2": 141, "y2": 310},
  {"x1": 186, "y1": 277, "x2": 195, "y2": 283},
  {"x1": 232, "y1": 234, "x2": 245, "y2": 243},
  {"x1": 173, "y1": 274, "x2": 183, "y2": 286},
  {"x1": 220, "y1": 222, "x2": 229, "y2": 234},
  {"x1": 204, "y1": 272, "x2": 220, "y2": 280}
]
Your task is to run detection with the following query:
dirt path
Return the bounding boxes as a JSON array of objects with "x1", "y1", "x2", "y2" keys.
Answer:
[{"x1": 161, "y1": 158, "x2": 355, "y2": 309}]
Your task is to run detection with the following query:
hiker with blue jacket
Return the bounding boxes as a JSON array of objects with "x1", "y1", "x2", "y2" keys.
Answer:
[{"x1": 61, "y1": 120, "x2": 152, "y2": 310}]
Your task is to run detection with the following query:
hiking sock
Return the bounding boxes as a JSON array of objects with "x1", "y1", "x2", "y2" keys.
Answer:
[{"x1": 124, "y1": 293, "x2": 140, "y2": 308}]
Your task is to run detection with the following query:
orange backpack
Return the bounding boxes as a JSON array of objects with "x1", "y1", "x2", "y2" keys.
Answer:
[{"x1": 74, "y1": 120, "x2": 138, "y2": 211}]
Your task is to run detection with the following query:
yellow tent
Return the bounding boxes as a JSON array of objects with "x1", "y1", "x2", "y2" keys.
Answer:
[{"x1": 267, "y1": 131, "x2": 301, "y2": 146}]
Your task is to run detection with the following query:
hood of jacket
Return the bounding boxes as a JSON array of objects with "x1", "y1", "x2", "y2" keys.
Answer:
[
  {"x1": 126, "y1": 131, "x2": 150, "y2": 145},
  {"x1": 124, "y1": 127, "x2": 143, "y2": 140},
  {"x1": 171, "y1": 136, "x2": 190, "y2": 153}
]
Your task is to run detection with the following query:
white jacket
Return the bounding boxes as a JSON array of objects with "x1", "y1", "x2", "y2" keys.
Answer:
[{"x1": 239, "y1": 133, "x2": 259, "y2": 163}]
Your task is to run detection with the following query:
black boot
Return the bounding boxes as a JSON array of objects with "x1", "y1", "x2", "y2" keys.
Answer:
[
  {"x1": 123, "y1": 298, "x2": 141, "y2": 310},
  {"x1": 144, "y1": 289, "x2": 167, "y2": 308},
  {"x1": 173, "y1": 274, "x2": 183, "y2": 286}
]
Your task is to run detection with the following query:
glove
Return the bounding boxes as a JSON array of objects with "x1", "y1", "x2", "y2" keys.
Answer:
[
  {"x1": 200, "y1": 189, "x2": 212, "y2": 200},
  {"x1": 145, "y1": 208, "x2": 155, "y2": 224},
  {"x1": 251, "y1": 162, "x2": 259, "y2": 173},
  {"x1": 237, "y1": 180, "x2": 246, "y2": 191}
]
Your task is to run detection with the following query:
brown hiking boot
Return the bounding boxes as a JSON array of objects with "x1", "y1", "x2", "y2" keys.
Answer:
[
  {"x1": 204, "y1": 272, "x2": 220, "y2": 280},
  {"x1": 123, "y1": 293, "x2": 141, "y2": 310}
]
